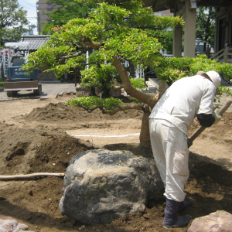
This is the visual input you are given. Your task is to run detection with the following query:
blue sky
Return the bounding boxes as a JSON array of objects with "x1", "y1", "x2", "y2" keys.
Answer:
[{"x1": 18, "y1": 0, "x2": 38, "y2": 35}]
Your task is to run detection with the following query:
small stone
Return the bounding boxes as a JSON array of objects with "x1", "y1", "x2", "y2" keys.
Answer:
[{"x1": 79, "y1": 225, "x2": 86, "y2": 230}]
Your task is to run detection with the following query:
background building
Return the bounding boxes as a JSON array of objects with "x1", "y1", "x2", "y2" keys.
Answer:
[
  {"x1": 156, "y1": 9, "x2": 173, "y2": 16},
  {"x1": 143, "y1": 0, "x2": 232, "y2": 60},
  {"x1": 36, "y1": 0, "x2": 61, "y2": 34}
]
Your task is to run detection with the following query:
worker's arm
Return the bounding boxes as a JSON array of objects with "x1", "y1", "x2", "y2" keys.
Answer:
[
  {"x1": 197, "y1": 85, "x2": 216, "y2": 127},
  {"x1": 197, "y1": 108, "x2": 222, "y2": 127}
]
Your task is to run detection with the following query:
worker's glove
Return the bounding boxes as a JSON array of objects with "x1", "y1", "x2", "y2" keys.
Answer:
[{"x1": 213, "y1": 108, "x2": 222, "y2": 124}]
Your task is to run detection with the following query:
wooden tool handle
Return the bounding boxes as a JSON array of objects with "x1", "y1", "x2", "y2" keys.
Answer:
[
  {"x1": 188, "y1": 99, "x2": 232, "y2": 144},
  {"x1": 218, "y1": 99, "x2": 232, "y2": 115}
]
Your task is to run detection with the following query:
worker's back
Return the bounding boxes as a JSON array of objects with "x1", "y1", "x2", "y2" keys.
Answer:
[{"x1": 149, "y1": 75, "x2": 216, "y2": 134}]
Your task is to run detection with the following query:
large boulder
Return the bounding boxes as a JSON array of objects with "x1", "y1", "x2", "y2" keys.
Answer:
[
  {"x1": 188, "y1": 210, "x2": 232, "y2": 232},
  {"x1": 59, "y1": 149, "x2": 163, "y2": 225}
]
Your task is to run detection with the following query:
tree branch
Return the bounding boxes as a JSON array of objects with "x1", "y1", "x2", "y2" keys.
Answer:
[
  {"x1": 103, "y1": 26, "x2": 115, "y2": 32},
  {"x1": 60, "y1": 51, "x2": 84, "y2": 62},
  {"x1": 108, "y1": 103, "x2": 143, "y2": 115},
  {"x1": 112, "y1": 56, "x2": 160, "y2": 108},
  {"x1": 83, "y1": 41, "x2": 102, "y2": 49}
]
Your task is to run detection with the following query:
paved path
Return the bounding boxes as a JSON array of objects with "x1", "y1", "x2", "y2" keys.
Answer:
[
  {"x1": 40, "y1": 82, "x2": 77, "y2": 98},
  {"x1": 0, "y1": 82, "x2": 77, "y2": 101}
]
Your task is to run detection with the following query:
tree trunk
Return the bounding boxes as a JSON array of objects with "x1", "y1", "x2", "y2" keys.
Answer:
[
  {"x1": 112, "y1": 55, "x2": 166, "y2": 147},
  {"x1": 129, "y1": 60, "x2": 136, "y2": 78},
  {"x1": 89, "y1": 87, "x2": 97, "y2": 96},
  {"x1": 139, "y1": 112, "x2": 151, "y2": 147}
]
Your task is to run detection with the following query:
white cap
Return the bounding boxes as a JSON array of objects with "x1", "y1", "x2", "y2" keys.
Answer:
[
  {"x1": 206, "y1": 71, "x2": 221, "y2": 88},
  {"x1": 196, "y1": 70, "x2": 221, "y2": 88}
]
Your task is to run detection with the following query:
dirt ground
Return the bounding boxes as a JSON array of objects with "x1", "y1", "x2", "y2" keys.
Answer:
[{"x1": 0, "y1": 93, "x2": 232, "y2": 232}]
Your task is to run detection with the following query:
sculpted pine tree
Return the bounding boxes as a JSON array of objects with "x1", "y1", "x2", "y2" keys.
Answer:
[{"x1": 22, "y1": 0, "x2": 184, "y2": 147}]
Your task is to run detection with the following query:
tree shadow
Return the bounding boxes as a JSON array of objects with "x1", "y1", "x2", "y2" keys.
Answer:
[
  {"x1": 215, "y1": 158, "x2": 232, "y2": 170},
  {"x1": 0, "y1": 197, "x2": 77, "y2": 231}
]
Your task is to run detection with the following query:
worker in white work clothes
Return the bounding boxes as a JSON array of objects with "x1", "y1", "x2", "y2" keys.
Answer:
[{"x1": 149, "y1": 71, "x2": 222, "y2": 228}]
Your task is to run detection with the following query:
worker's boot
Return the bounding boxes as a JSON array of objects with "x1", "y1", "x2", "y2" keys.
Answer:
[
  {"x1": 162, "y1": 198, "x2": 192, "y2": 228},
  {"x1": 178, "y1": 197, "x2": 193, "y2": 212}
]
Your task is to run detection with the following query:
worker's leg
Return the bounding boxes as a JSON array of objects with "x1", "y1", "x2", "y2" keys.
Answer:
[
  {"x1": 149, "y1": 119, "x2": 167, "y2": 185},
  {"x1": 162, "y1": 122, "x2": 191, "y2": 228},
  {"x1": 149, "y1": 119, "x2": 191, "y2": 228},
  {"x1": 150, "y1": 119, "x2": 189, "y2": 200},
  {"x1": 164, "y1": 123, "x2": 189, "y2": 202}
]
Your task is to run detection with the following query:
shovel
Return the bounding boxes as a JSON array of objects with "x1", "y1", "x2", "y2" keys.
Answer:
[{"x1": 188, "y1": 98, "x2": 232, "y2": 146}]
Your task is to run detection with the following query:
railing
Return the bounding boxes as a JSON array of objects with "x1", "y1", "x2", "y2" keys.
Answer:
[
  {"x1": 163, "y1": 54, "x2": 173, "y2": 58},
  {"x1": 210, "y1": 47, "x2": 232, "y2": 63}
]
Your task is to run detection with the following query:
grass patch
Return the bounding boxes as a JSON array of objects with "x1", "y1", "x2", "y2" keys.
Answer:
[
  {"x1": 0, "y1": 79, "x2": 5, "y2": 90},
  {"x1": 65, "y1": 96, "x2": 123, "y2": 112}
]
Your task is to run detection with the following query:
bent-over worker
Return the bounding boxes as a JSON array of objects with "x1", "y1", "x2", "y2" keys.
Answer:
[{"x1": 149, "y1": 71, "x2": 222, "y2": 228}]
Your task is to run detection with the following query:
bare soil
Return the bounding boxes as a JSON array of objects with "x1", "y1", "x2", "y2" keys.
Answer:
[{"x1": 0, "y1": 94, "x2": 232, "y2": 232}]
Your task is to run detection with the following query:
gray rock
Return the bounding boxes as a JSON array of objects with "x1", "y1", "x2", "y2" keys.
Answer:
[
  {"x1": 75, "y1": 86, "x2": 91, "y2": 97},
  {"x1": 59, "y1": 149, "x2": 163, "y2": 225},
  {"x1": 188, "y1": 210, "x2": 232, "y2": 232}
]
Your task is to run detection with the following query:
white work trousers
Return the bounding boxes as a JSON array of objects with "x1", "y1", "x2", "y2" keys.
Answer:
[{"x1": 149, "y1": 119, "x2": 189, "y2": 202}]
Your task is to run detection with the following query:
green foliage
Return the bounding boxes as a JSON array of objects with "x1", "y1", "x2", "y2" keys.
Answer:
[
  {"x1": 189, "y1": 55, "x2": 219, "y2": 74},
  {"x1": 154, "y1": 54, "x2": 232, "y2": 84},
  {"x1": 42, "y1": 0, "x2": 97, "y2": 34},
  {"x1": 152, "y1": 54, "x2": 232, "y2": 99},
  {"x1": 154, "y1": 56, "x2": 192, "y2": 82},
  {"x1": 162, "y1": 30, "x2": 174, "y2": 54},
  {"x1": 216, "y1": 86, "x2": 232, "y2": 99},
  {"x1": 102, "y1": 28, "x2": 163, "y2": 67},
  {"x1": 42, "y1": 23, "x2": 56, "y2": 35},
  {"x1": 21, "y1": 45, "x2": 79, "y2": 75},
  {"x1": 81, "y1": 63, "x2": 118, "y2": 89},
  {"x1": 129, "y1": 97, "x2": 141, "y2": 103},
  {"x1": 130, "y1": 78, "x2": 147, "y2": 89},
  {"x1": 103, "y1": 97, "x2": 123, "y2": 111},
  {"x1": 216, "y1": 63, "x2": 232, "y2": 82},
  {"x1": 65, "y1": 96, "x2": 123, "y2": 112},
  {"x1": 0, "y1": 0, "x2": 29, "y2": 46},
  {"x1": 0, "y1": 79, "x2": 5, "y2": 90}
]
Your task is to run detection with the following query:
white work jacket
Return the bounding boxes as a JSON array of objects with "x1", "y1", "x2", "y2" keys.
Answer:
[{"x1": 149, "y1": 75, "x2": 216, "y2": 136}]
